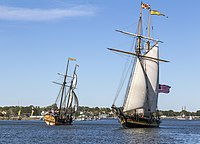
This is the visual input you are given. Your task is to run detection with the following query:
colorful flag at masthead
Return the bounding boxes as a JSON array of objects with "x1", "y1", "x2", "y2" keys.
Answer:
[
  {"x1": 142, "y1": 3, "x2": 150, "y2": 9},
  {"x1": 150, "y1": 10, "x2": 168, "y2": 18},
  {"x1": 158, "y1": 84, "x2": 171, "y2": 94}
]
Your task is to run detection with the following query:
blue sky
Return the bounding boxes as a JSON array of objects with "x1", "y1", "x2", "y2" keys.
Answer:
[{"x1": 0, "y1": 0, "x2": 199, "y2": 112}]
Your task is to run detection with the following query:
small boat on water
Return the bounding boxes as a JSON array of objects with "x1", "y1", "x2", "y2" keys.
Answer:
[
  {"x1": 109, "y1": 3, "x2": 170, "y2": 128},
  {"x1": 176, "y1": 106, "x2": 193, "y2": 120},
  {"x1": 44, "y1": 58, "x2": 79, "y2": 125}
]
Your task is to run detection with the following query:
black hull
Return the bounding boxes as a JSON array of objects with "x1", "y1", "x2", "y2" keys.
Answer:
[
  {"x1": 112, "y1": 105, "x2": 161, "y2": 128},
  {"x1": 119, "y1": 116, "x2": 161, "y2": 128},
  {"x1": 56, "y1": 118, "x2": 72, "y2": 125}
]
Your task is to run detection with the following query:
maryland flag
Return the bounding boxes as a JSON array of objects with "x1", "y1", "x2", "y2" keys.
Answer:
[
  {"x1": 142, "y1": 3, "x2": 150, "y2": 9},
  {"x1": 150, "y1": 10, "x2": 167, "y2": 17}
]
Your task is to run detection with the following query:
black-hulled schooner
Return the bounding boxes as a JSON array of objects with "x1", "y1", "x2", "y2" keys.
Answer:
[
  {"x1": 109, "y1": 3, "x2": 169, "y2": 128},
  {"x1": 44, "y1": 58, "x2": 79, "y2": 125}
]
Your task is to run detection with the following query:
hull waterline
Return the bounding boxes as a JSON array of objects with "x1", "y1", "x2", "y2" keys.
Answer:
[
  {"x1": 119, "y1": 116, "x2": 160, "y2": 128},
  {"x1": 112, "y1": 105, "x2": 161, "y2": 128},
  {"x1": 44, "y1": 114, "x2": 72, "y2": 126}
]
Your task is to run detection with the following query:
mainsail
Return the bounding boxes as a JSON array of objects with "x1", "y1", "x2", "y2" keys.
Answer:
[
  {"x1": 123, "y1": 44, "x2": 159, "y2": 114},
  {"x1": 73, "y1": 91, "x2": 79, "y2": 112},
  {"x1": 123, "y1": 57, "x2": 147, "y2": 112},
  {"x1": 144, "y1": 44, "x2": 159, "y2": 112}
]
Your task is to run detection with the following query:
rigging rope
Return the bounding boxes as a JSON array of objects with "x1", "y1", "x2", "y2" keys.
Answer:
[
  {"x1": 112, "y1": 39, "x2": 136, "y2": 106},
  {"x1": 55, "y1": 86, "x2": 62, "y2": 104},
  {"x1": 122, "y1": 57, "x2": 136, "y2": 107}
]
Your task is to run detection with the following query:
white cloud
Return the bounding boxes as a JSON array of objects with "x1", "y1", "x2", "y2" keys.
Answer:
[{"x1": 0, "y1": 5, "x2": 96, "y2": 21}]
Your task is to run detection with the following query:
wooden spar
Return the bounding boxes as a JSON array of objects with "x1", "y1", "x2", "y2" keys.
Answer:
[
  {"x1": 52, "y1": 81, "x2": 63, "y2": 86},
  {"x1": 107, "y1": 48, "x2": 169, "y2": 62},
  {"x1": 115, "y1": 30, "x2": 163, "y2": 43},
  {"x1": 52, "y1": 81, "x2": 70, "y2": 88},
  {"x1": 57, "y1": 73, "x2": 73, "y2": 78}
]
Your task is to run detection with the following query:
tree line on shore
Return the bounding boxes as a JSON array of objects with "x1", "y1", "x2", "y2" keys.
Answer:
[{"x1": 0, "y1": 105, "x2": 200, "y2": 117}]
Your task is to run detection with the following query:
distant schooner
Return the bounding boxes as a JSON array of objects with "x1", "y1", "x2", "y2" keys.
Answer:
[
  {"x1": 44, "y1": 58, "x2": 79, "y2": 125},
  {"x1": 109, "y1": 2, "x2": 170, "y2": 128}
]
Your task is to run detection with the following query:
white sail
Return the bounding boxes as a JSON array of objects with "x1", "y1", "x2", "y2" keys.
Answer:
[
  {"x1": 144, "y1": 43, "x2": 159, "y2": 112},
  {"x1": 73, "y1": 91, "x2": 79, "y2": 112},
  {"x1": 72, "y1": 73, "x2": 77, "y2": 89},
  {"x1": 123, "y1": 57, "x2": 148, "y2": 112},
  {"x1": 67, "y1": 89, "x2": 73, "y2": 108},
  {"x1": 67, "y1": 68, "x2": 77, "y2": 109}
]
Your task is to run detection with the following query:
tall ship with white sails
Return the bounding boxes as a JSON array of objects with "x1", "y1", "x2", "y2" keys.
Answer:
[
  {"x1": 44, "y1": 58, "x2": 79, "y2": 125},
  {"x1": 109, "y1": 3, "x2": 170, "y2": 128}
]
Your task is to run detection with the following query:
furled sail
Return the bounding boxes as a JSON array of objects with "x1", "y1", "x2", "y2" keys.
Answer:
[
  {"x1": 123, "y1": 57, "x2": 148, "y2": 112},
  {"x1": 144, "y1": 43, "x2": 159, "y2": 112}
]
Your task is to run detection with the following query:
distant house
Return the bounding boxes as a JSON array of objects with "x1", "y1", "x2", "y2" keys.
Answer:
[{"x1": 99, "y1": 113, "x2": 109, "y2": 119}]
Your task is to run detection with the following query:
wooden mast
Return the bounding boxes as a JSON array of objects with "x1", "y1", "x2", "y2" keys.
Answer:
[
  {"x1": 58, "y1": 58, "x2": 69, "y2": 119},
  {"x1": 146, "y1": 8, "x2": 151, "y2": 52},
  {"x1": 136, "y1": 2, "x2": 143, "y2": 55}
]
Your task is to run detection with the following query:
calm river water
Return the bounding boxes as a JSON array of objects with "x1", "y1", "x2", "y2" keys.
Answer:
[{"x1": 0, "y1": 119, "x2": 200, "y2": 144}]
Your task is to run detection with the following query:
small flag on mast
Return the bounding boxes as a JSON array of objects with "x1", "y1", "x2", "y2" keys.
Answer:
[
  {"x1": 142, "y1": 3, "x2": 150, "y2": 10},
  {"x1": 150, "y1": 10, "x2": 168, "y2": 18},
  {"x1": 158, "y1": 84, "x2": 171, "y2": 94},
  {"x1": 68, "y1": 57, "x2": 76, "y2": 61}
]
